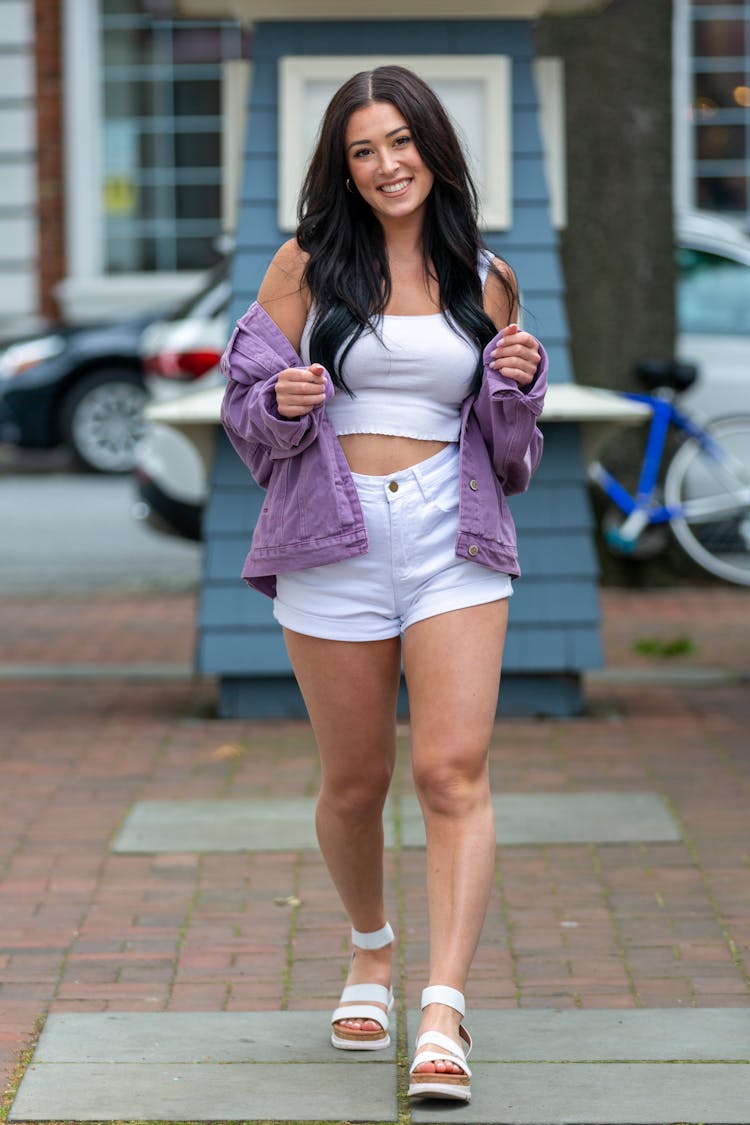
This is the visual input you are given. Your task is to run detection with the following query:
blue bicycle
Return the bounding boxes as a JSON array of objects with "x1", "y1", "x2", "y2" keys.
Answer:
[{"x1": 587, "y1": 360, "x2": 750, "y2": 586}]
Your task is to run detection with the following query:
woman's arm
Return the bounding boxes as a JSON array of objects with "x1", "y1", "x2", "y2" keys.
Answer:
[
  {"x1": 220, "y1": 241, "x2": 333, "y2": 480},
  {"x1": 474, "y1": 256, "x2": 547, "y2": 495},
  {"x1": 483, "y1": 256, "x2": 540, "y2": 389},
  {"x1": 256, "y1": 238, "x2": 311, "y2": 354}
]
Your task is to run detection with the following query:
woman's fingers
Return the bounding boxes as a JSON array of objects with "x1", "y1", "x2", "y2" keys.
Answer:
[
  {"x1": 489, "y1": 326, "x2": 540, "y2": 386},
  {"x1": 275, "y1": 365, "x2": 326, "y2": 418}
]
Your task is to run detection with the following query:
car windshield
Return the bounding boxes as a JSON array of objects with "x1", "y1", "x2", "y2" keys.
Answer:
[{"x1": 677, "y1": 247, "x2": 750, "y2": 336}]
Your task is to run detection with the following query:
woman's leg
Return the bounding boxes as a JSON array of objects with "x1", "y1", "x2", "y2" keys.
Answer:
[
  {"x1": 283, "y1": 628, "x2": 402, "y2": 1030},
  {"x1": 402, "y1": 600, "x2": 508, "y2": 1072}
]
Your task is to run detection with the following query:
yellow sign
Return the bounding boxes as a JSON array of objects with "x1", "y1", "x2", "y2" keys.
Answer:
[{"x1": 103, "y1": 177, "x2": 137, "y2": 215}]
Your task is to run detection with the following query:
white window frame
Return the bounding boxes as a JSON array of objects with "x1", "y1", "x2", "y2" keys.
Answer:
[
  {"x1": 63, "y1": 0, "x2": 103, "y2": 285},
  {"x1": 59, "y1": 0, "x2": 219, "y2": 320},
  {"x1": 222, "y1": 59, "x2": 252, "y2": 238},
  {"x1": 533, "y1": 56, "x2": 566, "y2": 229},
  {"x1": 672, "y1": 0, "x2": 693, "y2": 215},
  {"x1": 278, "y1": 54, "x2": 512, "y2": 232}
]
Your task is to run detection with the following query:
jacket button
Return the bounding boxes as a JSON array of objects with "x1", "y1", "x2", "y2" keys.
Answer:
[
  {"x1": 388, "y1": 481, "x2": 398, "y2": 492},
  {"x1": 469, "y1": 479, "x2": 479, "y2": 491},
  {"x1": 468, "y1": 544, "x2": 479, "y2": 556}
]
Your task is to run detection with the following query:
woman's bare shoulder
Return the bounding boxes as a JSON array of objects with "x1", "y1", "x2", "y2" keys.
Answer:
[
  {"x1": 256, "y1": 239, "x2": 311, "y2": 352},
  {"x1": 483, "y1": 255, "x2": 519, "y2": 331}
]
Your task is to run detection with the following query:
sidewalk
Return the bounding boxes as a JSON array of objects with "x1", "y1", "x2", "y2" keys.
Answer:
[{"x1": 0, "y1": 587, "x2": 748, "y2": 1122}]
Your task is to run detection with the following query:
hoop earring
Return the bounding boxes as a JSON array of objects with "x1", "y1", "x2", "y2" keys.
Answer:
[{"x1": 346, "y1": 178, "x2": 354, "y2": 193}]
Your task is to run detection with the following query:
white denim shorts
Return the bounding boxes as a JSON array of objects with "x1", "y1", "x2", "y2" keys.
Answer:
[{"x1": 273, "y1": 443, "x2": 512, "y2": 642}]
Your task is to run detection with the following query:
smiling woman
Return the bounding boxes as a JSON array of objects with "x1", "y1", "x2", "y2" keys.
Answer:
[{"x1": 220, "y1": 64, "x2": 548, "y2": 1107}]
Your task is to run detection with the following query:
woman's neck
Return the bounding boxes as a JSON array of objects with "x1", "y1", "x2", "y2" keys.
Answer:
[{"x1": 380, "y1": 213, "x2": 425, "y2": 261}]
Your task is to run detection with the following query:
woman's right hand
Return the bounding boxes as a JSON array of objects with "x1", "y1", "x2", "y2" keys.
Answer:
[{"x1": 275, "y1": 363, "x2": 326, "y2": 418}]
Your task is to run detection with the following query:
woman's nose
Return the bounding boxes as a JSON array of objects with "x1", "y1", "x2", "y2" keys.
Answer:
[{"x1": 378, "y1": 149, "x2": 399, "y2": 175}]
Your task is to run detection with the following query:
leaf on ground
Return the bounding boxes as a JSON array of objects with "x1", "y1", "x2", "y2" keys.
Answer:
[
  {"x1": 210, "y1": 743, "x2": 246, "y2": 761},
  {"x1": 273, "y1": 894, "x2": 302, "y2": 907}
]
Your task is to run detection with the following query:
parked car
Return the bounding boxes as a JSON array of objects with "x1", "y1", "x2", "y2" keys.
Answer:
[
  {"x1": 133, "y1": 263, "x2": 230, "y2": 539},
  {"x1": 134, "y1": 212, "x2": 750, "y2": 540},
  {"x1": 675, "y1": 210, "x2": 750, "y2": 422},
  {"x1": 0, "y1": 315, "x2": 155, "y2": 473}
]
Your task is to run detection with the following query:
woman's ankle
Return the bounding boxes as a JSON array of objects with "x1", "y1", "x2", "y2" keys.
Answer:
[{"x1": 347, "y1": 944, "x2": 392, "y2": 985}]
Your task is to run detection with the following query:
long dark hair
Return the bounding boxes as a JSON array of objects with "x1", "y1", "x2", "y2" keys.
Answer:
[{"x1": 296, "y1": 65, "x2": 517, "y2": 394}]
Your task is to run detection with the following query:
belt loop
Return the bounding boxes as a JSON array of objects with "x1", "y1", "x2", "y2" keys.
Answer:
[{"x1": 411, "y1": 462, "x2": 431, "y2": 504}]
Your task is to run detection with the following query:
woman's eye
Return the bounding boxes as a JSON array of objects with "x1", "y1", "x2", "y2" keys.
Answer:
[
  {"x1": 352, "y1": 147, "x2": 371, "y2": 159},
  {"x1": 394, "y1": 134, "x2": 411, "y2": 147}
]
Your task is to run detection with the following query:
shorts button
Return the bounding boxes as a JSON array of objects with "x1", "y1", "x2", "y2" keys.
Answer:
[
  {"x1": 469, "y1": 479, "x2": 479, "y2": 491},
  {"x1": 468, "y1": 544, "x2": 479, "y2": 556},
  {"x1": 388, "y1": 481, "x2": 399, "y2": 492}
]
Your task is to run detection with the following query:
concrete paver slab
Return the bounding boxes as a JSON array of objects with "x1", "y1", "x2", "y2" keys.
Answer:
[
  {"x1": 9, "y1": 1060, "x2": 397, "y2": 1122},
  {"x1": 401, "y1": 793, "x2": 679, "y2": 846},
  {"x1": 113, "y1": 793, "x2": 679, "y2": 853},
  {"x1": 34, "y1": 1011, "x2": 396, "y2": 1063},
  {"x1": 409, "y1": 1062, "x2": 750, "y2": 1124},
  {"x1": 111, "y1": 798, "x2": 399, "y2": 853},
  {"x1": 406, "y1": 1008, "x2": 750, "y2": 1061}
]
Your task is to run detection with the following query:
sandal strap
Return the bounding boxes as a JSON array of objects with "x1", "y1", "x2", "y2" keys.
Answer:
[
  {"x1": 415, "y1": 1029, "x2": 467, "y2": 1059},
  {"x1": 331, "y1": 1002, "x2": 390, "y2": 1030},
  {"x1": 351, "y1": 921, "x2": 394, "y2": 950},
  {"x1": 415, "y1": 1023, "x2": 472, "y2": 1058},
  {"x1": 339, "y1": 983, "x2": 392, "y2": 1006},
  {"x1": 421, "y1": 985, "x2": 465, "y2": 1016}
]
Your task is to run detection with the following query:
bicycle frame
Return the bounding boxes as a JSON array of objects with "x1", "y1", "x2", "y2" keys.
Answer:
[{"x1": 588, "y1": 391, "x2": 750, "y2": 550}]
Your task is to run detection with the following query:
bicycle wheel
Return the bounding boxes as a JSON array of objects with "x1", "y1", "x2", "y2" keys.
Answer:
[{"x1": 664, "y1": 416, "x2": 750, "y2": 585}]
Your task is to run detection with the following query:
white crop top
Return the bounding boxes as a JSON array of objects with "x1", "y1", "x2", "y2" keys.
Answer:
[{"x1": 299, "y1": 250, "x2": 493, "y2": 442}]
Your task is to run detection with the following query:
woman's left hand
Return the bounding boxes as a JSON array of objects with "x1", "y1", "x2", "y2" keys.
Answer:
[{"x1": 489, "y1": 323, "x2": 540, "y2": 388}]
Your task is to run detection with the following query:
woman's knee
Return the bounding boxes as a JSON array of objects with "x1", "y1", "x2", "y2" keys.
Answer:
[
  {"x1": 318, "y1": 763, "x2": 393, "y2": 820},
  {"x1": 412, "y1": 754, "x2": 489, "y2": 817}
]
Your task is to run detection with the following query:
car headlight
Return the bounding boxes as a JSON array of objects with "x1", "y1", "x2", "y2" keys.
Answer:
[{"x1": 0, "y1": 335, "x2": 66, "y2": 380}]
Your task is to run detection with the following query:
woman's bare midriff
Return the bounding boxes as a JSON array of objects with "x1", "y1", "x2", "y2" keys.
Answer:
[{"x1": 338, "y1": 433, "x2": 450, "y2": 476}]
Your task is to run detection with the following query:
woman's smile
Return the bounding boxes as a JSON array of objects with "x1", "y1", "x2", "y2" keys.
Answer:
[{"x1": 379, "y1": 178, "x2": 412, "y2": 195}]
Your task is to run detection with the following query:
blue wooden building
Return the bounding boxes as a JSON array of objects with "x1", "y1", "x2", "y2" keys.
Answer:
[{"x1": 171, "y1": 0, "x2": 618, "y2": 720}]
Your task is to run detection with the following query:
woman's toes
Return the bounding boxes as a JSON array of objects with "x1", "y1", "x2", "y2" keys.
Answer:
[
  {"x1": 336, "y1": 1016, "x2": 383, "y2": 1032},
  {"x1": 414, "y1": 1051, "x2": 464, "y2": 1075}
]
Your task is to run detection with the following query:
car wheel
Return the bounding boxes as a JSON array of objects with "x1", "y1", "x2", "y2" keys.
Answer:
[{"x1": 61, "y1": 368, "x2": 148, "y2": 473}]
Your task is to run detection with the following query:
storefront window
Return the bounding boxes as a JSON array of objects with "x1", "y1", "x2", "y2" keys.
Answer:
[
  {"x1": 100, "y1": 0, "x2": 248, "y2": 273},
  {"x1": 689, "y1": 1, "x2": 750, "y2": 220}
]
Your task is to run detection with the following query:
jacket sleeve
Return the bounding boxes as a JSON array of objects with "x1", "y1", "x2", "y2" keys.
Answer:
[
  {"x1": 471, "y1": 331, "x2": 548, "y2": 496},
  {"x1": 219, "y1": 312, "x2": 334, "y2": 489}
]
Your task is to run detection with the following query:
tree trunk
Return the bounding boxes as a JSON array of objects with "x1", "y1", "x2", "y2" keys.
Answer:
[{"x1": 534, "y1": 0, "x2": 675, "y2": 394}]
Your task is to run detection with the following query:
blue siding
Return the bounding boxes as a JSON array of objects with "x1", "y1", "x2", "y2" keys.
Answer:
[{"x1": 199, "y1": 19, "x2": 602, "y2": 717}]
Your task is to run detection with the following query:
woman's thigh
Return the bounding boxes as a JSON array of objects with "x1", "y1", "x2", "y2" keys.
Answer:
[
  {"x1": 402, "y1": 600, "x2": 508, "y2": 781},
  {"x1": 283, "y1": 628, "x2": 402, "y2": 784}
]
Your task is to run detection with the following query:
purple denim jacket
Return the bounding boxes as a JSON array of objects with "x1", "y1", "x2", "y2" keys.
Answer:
[{"x1": 220, "y1": 301, "x2": 547, "y2": 598}]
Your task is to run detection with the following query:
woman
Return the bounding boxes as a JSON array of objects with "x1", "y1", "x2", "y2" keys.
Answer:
[{"x1": 221, "y1": 65, "x2": 547, "y2": 1104}]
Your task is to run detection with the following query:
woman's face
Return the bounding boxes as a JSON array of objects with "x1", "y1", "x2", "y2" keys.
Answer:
[{"x1": 344, "y1": 100, "x2": 434, "y2": 225}]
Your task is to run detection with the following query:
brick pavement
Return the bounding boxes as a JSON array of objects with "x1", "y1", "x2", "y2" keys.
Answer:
[
  {"x1": 0, "y1": 587, "x2": 749, "y2": 1120},
  {"x1": 0, "y1": 586, "x2": 747, "y2": 672}
]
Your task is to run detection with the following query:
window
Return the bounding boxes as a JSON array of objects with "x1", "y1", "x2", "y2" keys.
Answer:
[
  {"x1": 677, "y1": 246, "x2": 750, "y2": 335},
  {"x1": 277, "y1": 56, "x2": 512, "y2": 232},
  {"x1": 100, "y1": 0, "x2": 248, "y2": 273},
  {"x1": 686, "y1": 1, "x2": 750, "y2": 221}
]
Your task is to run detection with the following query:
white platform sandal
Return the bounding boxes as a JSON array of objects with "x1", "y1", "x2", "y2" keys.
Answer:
[
  {"x1": 330, "y1": 921, "x2": 394, "y2": 1051},
  {"x1": 408, "y1": 985, "x2": 472, "y2": 1103}
]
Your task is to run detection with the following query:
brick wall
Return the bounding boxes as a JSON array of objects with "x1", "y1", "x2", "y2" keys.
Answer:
[{"x1": 34, "y1": 0, "x2": 65, "y2": 322}]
